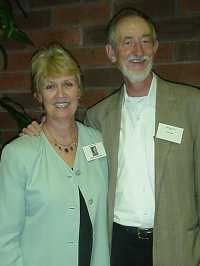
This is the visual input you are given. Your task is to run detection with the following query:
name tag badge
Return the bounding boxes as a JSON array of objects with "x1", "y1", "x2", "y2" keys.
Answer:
[
  {"x1": 156, "y1": 123, "x2": 184, "y2": 144},
  {"x1": 83, "y1": 142, "x2": 106, "y2": 161}
]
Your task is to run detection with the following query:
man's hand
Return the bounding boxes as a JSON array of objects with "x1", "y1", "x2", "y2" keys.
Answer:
[{"x1": 21, "y1": 121, "x2": 42, "y2": 136}]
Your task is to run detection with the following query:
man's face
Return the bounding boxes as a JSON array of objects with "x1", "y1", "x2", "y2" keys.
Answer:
[{"x1": 106, "y1": 16, "x2": 159, "y2": 83}]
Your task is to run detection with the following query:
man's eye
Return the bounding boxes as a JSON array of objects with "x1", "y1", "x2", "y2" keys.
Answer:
[
  {"x1": 124, "y1": 40, "x2": 131, "y2": 45},
  {"x1": 122, "y1": 38, "x2": 132, "y2": 46},
  {"x1": 143, "y1": 40, "x2": 150, "y2": 43},
  {"x1": 141, "y1": 38, "x2": 153, "y2": 45}
]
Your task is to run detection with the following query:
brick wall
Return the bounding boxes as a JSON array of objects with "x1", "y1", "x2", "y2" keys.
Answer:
[{"x1": 0, "y1": 0, "x2": 200, "y2": 144}]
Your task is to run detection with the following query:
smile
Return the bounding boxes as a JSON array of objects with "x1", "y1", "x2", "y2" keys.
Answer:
[
  {"x1": 54, "y1": 102, "x2": 70, "y2": 108},
  {"x1": 129, "y1": 58, "x2": 145, "y2": 63},
  {"x1": 127, "y1": 55, "x2": 149, "y2": 63}
]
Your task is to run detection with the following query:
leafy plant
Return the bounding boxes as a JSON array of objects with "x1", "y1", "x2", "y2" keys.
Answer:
[
  {"x1": 0, "y1": 0, "x2": 33, "y2": 149},
  {"x1": 0, "y1": 0, "x2": 33, "y2": 69},
  {"x1": 0, "y1": 97, "x2": 32, "y2": 129}
]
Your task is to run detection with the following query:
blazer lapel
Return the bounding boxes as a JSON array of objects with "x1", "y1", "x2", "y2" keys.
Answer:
[
  {"x1": 103, "y1": 88, "x2": 123, "y2": 174},
  {"x1": 154, "y1": 77, "x2": 177, "y2": 206},
  {"x1": 102, "y1": 88, "x2": 123, "y2": 239}
]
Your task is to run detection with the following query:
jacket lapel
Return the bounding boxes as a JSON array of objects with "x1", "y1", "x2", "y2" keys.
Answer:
[
  {"x1": 103, "y1": 88, "x2": 123, "y2": 173},
  {"x1": 102, "y1": 88, "x2": 123, "y2": 240},
  {"x1": 154, "y1": 77, "x2": 177, "y2": 207}
]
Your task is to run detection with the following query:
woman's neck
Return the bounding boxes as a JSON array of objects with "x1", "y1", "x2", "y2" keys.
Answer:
[{"x1": 44, "y1": 118, "x2": 77, "y2": 145}]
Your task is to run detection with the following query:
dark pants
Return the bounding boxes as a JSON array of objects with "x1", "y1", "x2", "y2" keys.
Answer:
[{"x1": 111, "y1": 223, "x2": 153, "y2": 266}]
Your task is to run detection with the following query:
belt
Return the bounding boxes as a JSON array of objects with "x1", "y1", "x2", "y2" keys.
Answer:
[{"x1": 113, "y1": 222, "x2": 153, "y2": 240}]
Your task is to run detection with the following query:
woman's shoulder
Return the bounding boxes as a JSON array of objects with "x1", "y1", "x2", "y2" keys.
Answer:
[
  {"x1": 2, "y1": 134, "x2": 43, "y2": 158},
  {"x1": 77, "y1": 121, "x2": 103, "y2": 141}
]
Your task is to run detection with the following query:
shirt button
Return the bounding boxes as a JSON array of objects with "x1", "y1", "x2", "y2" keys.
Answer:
[
  {"x1": 75, "y1": 170, "x2": 81, "y2": 176},
  {"x1": 88, "y1": 199, "x2": 93, "y2": 205},
  {"x1": 67, "y1": 241, "x2": 74, "y2": 244},
  {"x1": 68, "y1": 206, "x2": 75, "y2": 210}
]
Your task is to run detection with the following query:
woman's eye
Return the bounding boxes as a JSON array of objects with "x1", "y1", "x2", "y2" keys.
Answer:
[
  {"x1": 46, "y1": 83, "x2": 56, "y2": 90},
  {"x1": 63, "y1": 81, "x2": 73, "y2": 88}
]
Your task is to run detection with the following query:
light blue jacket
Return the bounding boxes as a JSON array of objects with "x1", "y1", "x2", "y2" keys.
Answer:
[{"x1": 0, "y1": 122, "x2": 109, "y2": 266}]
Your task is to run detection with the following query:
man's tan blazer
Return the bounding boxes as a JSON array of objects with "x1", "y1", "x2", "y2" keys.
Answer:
[{"x1": 85, "y1": 76, "x2": 200, "y2": 266}]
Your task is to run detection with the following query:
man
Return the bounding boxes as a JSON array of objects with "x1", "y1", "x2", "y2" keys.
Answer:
[{"x1": 85, "y1": 8, "x2": 200, "y2": 266}]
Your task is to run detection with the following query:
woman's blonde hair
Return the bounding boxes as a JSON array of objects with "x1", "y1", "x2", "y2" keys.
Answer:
[{"x1": 31, "y1": 43, "x2": 82, "y2": 95}]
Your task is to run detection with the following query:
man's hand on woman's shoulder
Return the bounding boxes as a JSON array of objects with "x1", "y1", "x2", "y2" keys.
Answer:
[{"x1": 21, "y1": 121, "x2": 42, "y2": 136}]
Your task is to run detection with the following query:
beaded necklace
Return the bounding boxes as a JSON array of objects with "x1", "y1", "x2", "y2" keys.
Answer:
[{"x1": 43, "y1": 124, "x2": 77, "y2": 153}]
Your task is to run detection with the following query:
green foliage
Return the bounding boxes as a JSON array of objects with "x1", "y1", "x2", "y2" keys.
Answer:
[
  {"x1": 0, "y1": 0, "x2": 33, "y2": 66},
  {"x1": 0, "y1": 97, "x2": 32, "y2": 129},
  {"x1": 0, "y1": 97, "x2": 33, "y2": 149},
  {"x1": 0, "y1": 1, "x2": 33, "y2": 148}
]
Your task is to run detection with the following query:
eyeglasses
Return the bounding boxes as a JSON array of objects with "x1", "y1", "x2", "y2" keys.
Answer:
[{"x1": 121, "y1": 36, "x2": 155, "y2": 48}]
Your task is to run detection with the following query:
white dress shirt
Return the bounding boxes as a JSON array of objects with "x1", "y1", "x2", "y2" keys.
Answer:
[{"x1": 114, "y1": 74, "x2": 157, "y2": 229}]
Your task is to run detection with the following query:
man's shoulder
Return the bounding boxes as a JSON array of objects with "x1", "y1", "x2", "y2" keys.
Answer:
[
  {"x1": 158, "y1": 76, "x2": 200, "y2": 97},
  {"x1": 158, "y1": 77, "x2": 200, "y2": 114},
  {"x1": 87, "y1": 88, "x2": 122, "y2": 114},
  {"x1": 84, "y1": 87, "x2": 122, "y2": 130}
]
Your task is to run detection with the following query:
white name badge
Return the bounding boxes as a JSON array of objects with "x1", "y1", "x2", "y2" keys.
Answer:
[
  {"x1": 83, "y1": 142, "x2": 106, "y2": 161},
  {"x1": 156, "y1": 123, "x2": 184, "y2": 144}
]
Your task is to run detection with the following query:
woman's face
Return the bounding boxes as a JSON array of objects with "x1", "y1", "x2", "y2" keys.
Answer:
[{"x1": 37, "y1": 74, "x2": 81, "y2": 122}]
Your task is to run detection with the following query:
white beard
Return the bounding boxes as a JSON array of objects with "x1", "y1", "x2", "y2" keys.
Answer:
[{"x1": 119, "y1": 56, "x2": 153, "y2": 83}]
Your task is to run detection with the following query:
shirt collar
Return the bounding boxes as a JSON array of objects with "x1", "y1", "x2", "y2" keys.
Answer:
[{"x1": 123, "y1": 73, "x2": 157, "y2": 107}]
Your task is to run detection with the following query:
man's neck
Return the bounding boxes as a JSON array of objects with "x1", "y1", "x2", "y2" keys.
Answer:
[{"x1": 124, "y1": 73, "x2": 153, "y2": 97}]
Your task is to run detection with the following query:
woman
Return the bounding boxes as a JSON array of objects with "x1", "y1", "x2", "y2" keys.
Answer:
[{"x1": 0, "y1": 43, "x2": 109, "y2": 266}]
